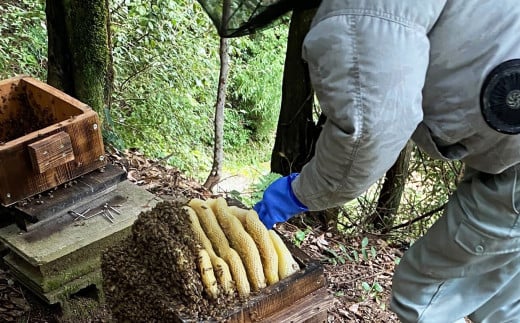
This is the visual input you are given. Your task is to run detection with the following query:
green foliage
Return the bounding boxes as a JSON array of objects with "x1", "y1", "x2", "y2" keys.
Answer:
[
  {"x1": 293, "y1": 226, "x2": 311, "y2": 247},
  {"x1": 108, "y1": 0, "x2": 287, "y2": 178},
  {"x1": 325, "y1": 237, "x2": 377, "y2": 266},
  {"x1": 360, "y1": 280, "x2": 384, "y2": 305},
  {"x1": 108, "y1": 0, "x2": 219, "y2": 177},
  {"x1": 0, "y1": 0, "x2": 286, "y2": 181},
  {"x1": 0, "y1": 0, "x2": 47, "y2": 79},
  {"x1": 323, "y1": 246, "x2": 346, "y2": 265},
  {"x1": 360, "y1": 237, "x2": 377, "y2": 261},
  {"x1": 251, "y1": 171, "x2": 281, "y2": 200},
  {"x1": 223, "y1": 107, "x2": 251, "y2": 147},
  {"x1": 229, "y1": 170, "x2": 280, "y2": 207},
  {"x1": 227, "y1": 29, "x2": 287, "y2": 142}
]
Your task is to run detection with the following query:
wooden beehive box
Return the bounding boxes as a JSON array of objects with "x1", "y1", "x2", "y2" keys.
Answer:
[
  {"x1": 217, "y1": 241, "x2": 332, "y2": 322},
  {"x1": 181, "y1": 239, "x2": 333, "y2": 322},
  {"x1": 0, "y1": 76, "x2": 105, "y2": 206}
]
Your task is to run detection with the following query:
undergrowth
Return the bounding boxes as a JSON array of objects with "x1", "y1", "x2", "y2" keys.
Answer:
[{"x1": 0, "y1": 0, "x2": 46, "y2": 79}]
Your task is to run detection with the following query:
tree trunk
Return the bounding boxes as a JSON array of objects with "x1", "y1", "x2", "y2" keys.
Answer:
[
  {"x1": 271, "y1": 8, "x2": 338, "y2": 230},
  {"x1": 204, "y1": 36, "x2": 229, "y2": 190},
  {"x1": 46, "y1": 0, "x2": 112, "y2": 114},
  {"x1": 270, "y1": 8, "x2": 319, "y2": 176},
  {"x1": 367, "y1": 141, "x2": 414, "y2": 232},
  {"x1": 204, "y1": 0, "x2": 231, "y2": 190}
]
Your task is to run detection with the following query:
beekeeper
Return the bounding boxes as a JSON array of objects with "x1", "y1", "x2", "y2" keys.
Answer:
[{"x1": 253, "y1": 0, "x2": 520, "y2": 321}]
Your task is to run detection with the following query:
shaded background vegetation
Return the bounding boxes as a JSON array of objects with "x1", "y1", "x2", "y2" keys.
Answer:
[
  {"x1": 1, "y1": 0, "x2": 286, "y2": 177},
  {"x1": 0, "y1": 0, "x2": 462, "y2": 242}
]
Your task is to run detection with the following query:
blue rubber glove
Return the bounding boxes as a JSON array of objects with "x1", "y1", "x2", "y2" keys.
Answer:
[{"x1": 253, "y1": 173, "x2": 309, "y2": 229}]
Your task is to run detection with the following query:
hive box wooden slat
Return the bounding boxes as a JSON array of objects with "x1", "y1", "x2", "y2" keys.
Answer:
[
  {"x1": 180, "y1": 237, "x2": 333, "y2": 322},
  {"x1": 0, "y1": 76, "x2": 105, "y2": 206},
  {"x1": 27, "y1": 131, "x2": 75, "y2": 174}
]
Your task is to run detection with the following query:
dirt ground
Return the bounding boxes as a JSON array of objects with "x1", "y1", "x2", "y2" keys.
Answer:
[{"x1": 0, "y1": 149, "x2": 402, "y2": 322}]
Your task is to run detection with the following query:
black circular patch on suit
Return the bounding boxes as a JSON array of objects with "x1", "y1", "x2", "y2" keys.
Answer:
[{"x1": 481, "y1": 59, "x2": 520, "y2": 134}]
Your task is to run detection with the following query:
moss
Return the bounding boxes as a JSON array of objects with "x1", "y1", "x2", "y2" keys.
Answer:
[
  {"x1": 7, "y1": 226, "x2": 131, "y2": 293},
  {"x1": 61, "y1": 0, "x2": 110, "y2": 114},
  {"x1": 55, "y1": 271, "x2": 106, "y2": 320},
  {"x1": 40, "y1": 227, "x2": 132, "y2": 292}
]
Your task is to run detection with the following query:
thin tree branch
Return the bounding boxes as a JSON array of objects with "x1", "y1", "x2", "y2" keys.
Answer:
[{"x1": 386, "y1": 204, "x2": 446, "y2": 232}]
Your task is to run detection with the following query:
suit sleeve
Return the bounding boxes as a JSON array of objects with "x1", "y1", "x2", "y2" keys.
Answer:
[{"x1": 292, "y1": 11, "x2": 430, "y2": 211}]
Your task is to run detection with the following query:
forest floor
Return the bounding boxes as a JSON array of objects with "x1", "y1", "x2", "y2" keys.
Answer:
[{"x1": 0, "y1": 149, "x2": 402, "y2": 322}]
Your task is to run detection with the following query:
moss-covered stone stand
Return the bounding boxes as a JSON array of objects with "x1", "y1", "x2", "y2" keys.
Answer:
[{"x1": 0, "y1": 179, "x2": 161, "y2": 317}]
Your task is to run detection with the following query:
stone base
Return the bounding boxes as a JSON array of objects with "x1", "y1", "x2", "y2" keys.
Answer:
[
  {"x1": 6, "y1": 254, "x2": 103, "y2": 305},
  {"x1": 0, "y1": 180, "x2": 161, "y2": 305}
]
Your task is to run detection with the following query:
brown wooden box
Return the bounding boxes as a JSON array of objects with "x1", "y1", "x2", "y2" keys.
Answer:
[
  {"x1": 223, "y1": 242, "x2": 333, "y2": 322},
  {"x1": 0, "y1": 76, "x2": 105, "y2": 206},
  {"x1": 182, "y1": 239, "x2": 333, "y2": 322}
]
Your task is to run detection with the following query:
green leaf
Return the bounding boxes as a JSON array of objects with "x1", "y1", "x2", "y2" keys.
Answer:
[
  {"x1": 371, "y1": 246, "x2": 377, "y2": 258},
  {"x1": 361, "y1": 237, "x2": 369, "y2": 248},
  {"x1": 361, "y1": 281, "x2": 371, "y2": 291},
  {"x1": 294, "y1": 230, "x2": 307, "y2": 243},
  {"x1": 352, "y1": 250, "x2": 359, "y2": 262},
  {"x1": 373, "y1": 282, "x2": 383, "y2": 293},
  {"x1": 325, "y1": 248, "x2": 338, "y2": 258}
]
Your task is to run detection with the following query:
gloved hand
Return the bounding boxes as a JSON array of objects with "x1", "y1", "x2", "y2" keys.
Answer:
[{"x1": 253, "y1": 173, "x2": 308, "y2": 229}]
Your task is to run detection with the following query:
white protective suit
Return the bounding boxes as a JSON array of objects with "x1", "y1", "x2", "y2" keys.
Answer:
[{"x1": 290, "y1": 0, "x2": 520, "y2": 322}]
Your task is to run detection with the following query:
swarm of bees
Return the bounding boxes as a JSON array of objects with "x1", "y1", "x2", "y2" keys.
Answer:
[{"x1": 102, "y1": 198, "x2": 300, "y2": 321}]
